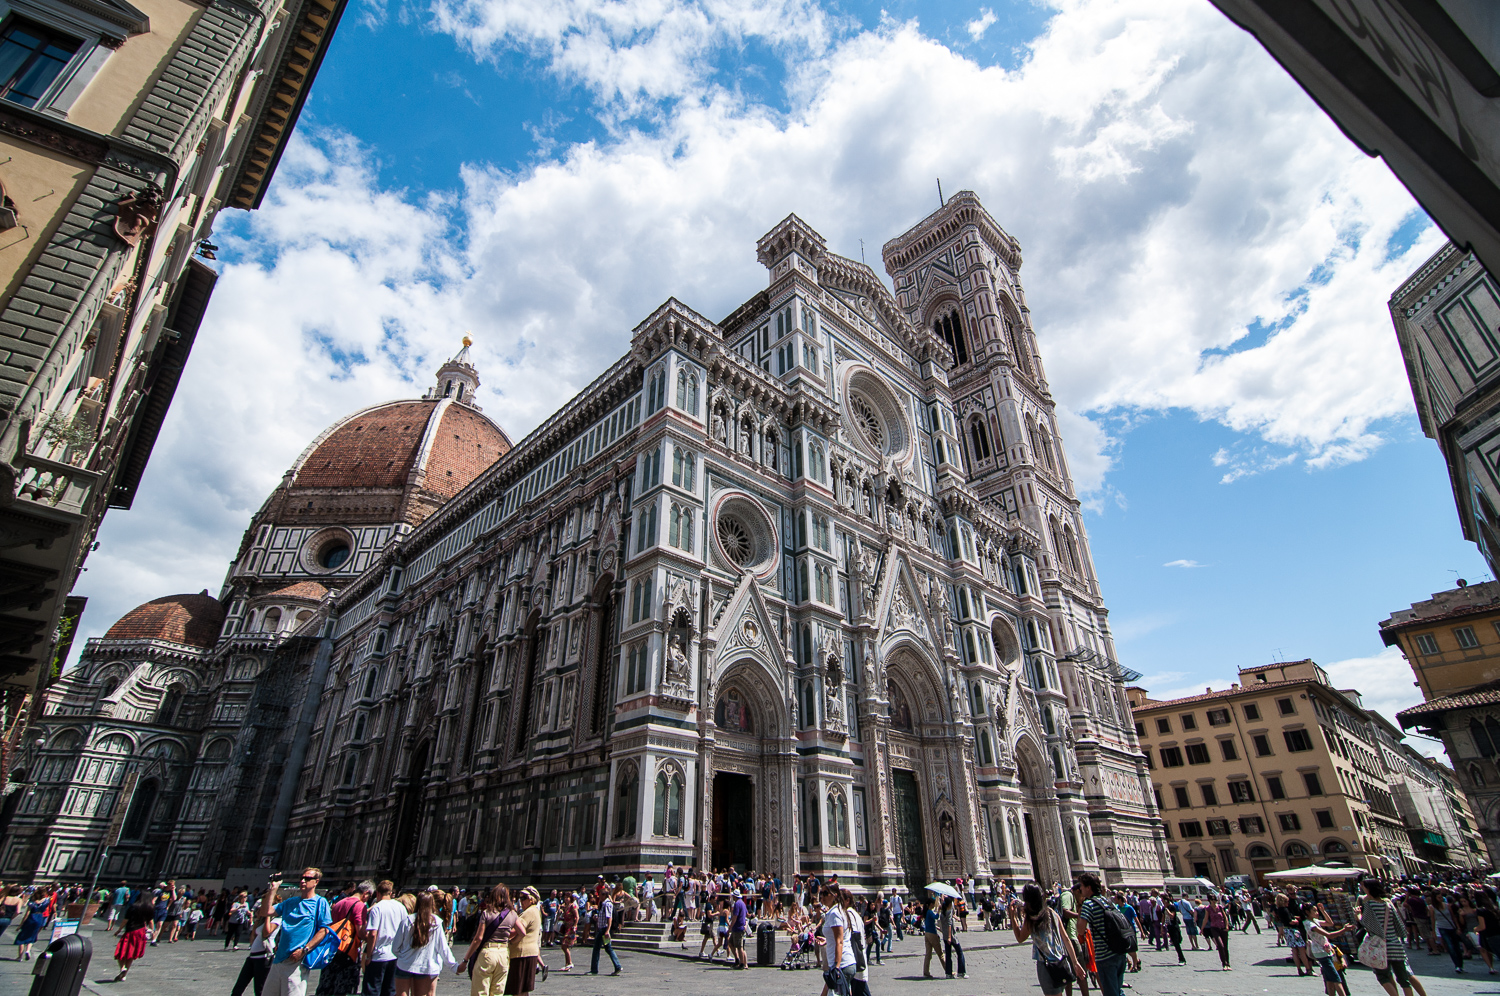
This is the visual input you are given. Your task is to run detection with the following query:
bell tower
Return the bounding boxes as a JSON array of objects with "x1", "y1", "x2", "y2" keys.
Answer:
[{"x1": 426, "y1": 335, "x2": 482, "y2": 408}]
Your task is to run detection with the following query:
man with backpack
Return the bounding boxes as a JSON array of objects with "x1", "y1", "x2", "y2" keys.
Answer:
[
  {"x1": 313, "y1": 881, "x2": 370, "y2": 996},
  {"x1": 1078, "y1": 873, "x2": 1133, "y2": 996}
]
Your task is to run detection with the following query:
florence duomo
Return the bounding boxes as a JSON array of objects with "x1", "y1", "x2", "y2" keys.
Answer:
[{"x1": 2, "y1": 194, "x2": 1171, "y2": 893}]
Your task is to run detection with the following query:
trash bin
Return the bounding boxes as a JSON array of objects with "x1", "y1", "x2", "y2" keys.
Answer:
[
  {"x1": 756, "y1": 921, "x2": 776, "y2": 966},
  {"x1": 29, "y1": 933, "x2": 91, "y2": 996}
]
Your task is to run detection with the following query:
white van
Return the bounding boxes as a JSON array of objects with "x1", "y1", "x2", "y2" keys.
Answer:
[{"x1": 1162, "y1": 877, "x2": 1218, "y2": 899}]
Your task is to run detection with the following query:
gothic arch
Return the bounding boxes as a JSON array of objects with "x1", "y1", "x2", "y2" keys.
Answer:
[
  {"x1": 996, "y1": 292, "x2": 1033, "y2": 376},
  {"x1": 883, "y1": 643, "x2": 950, "y2": 727},
  {"x1": 1012, "y1": 733, "x2": 1053, "y2": 798},
  {"x1": 919, "y1": 288, "x2": 964, "y2": 333},
  {"x1": 513, "y1": 608, "x2": 543, "y2": 752},
  {"x1": 713, "y1": 659, "x2": 788, "y2": 741},
  {"x1": 152, "y1": 668, "x2": 199, "y2": 692},
  {"x1": 47, "y1": 729, "x2": 82, "y2": 751},
  {"x1": 93, "y1": 732, "x2": 135, "y2": 754}
]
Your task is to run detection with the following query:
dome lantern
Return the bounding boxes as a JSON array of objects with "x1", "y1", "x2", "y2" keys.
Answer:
[{"x1": 424, "y1": 335, "x2": 481, "y2": 409}]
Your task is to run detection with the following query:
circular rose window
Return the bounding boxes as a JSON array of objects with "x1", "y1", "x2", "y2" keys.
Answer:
[
  {"x1": 711, "y1": 494, "x2": 777, "y2": 576},
  {"x1": 848, "y1": 392, "x2": 886, "y2": 451},
  {"x1": 717, "y1": 515, "x2": 754, "y2": 566},
  {"x1": 842, "y1": 369, "x2": 910, "y2": 459}
]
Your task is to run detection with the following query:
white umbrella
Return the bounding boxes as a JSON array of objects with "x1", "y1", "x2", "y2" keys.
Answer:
[
  {"x1": 1263, "y1": 865, "x2": 1365, "y2": 881},
  {"x1": 925, "y1": 882, "x2": 961, "y2": 898}
]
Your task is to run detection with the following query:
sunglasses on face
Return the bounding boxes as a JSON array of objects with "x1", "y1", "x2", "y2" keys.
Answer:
[{"x1": 301, "y1": 876, "x2": 320, "y2": 882}]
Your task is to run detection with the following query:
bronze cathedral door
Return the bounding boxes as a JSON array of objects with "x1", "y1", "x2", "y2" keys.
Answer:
[{"x1": 893, "y1": 769, "x2": 927, "y2": 895}]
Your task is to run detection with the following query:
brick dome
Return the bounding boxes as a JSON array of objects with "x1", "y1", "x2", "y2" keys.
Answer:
[
  {"x1": 104, "y1": 592, "x2": 225, "y2": 648},
  {"x1": 280, "y1": 399, "x2": 511, "y2": 526}
]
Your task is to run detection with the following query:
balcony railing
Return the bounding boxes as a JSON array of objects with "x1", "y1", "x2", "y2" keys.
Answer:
[{"x1": 15, "y1": 452, "x2": 102, "y2": 518}]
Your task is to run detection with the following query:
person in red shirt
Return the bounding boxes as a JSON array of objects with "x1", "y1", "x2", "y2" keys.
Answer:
[{"x1": 314, "y1": 881, "x2": 372, "y2": 996}]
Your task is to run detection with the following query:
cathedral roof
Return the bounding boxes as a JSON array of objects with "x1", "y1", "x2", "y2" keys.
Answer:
[
  {"x1": 265, "y1": 581, "x2": 329, "y2": 602},
  {"x1": 104, "y1": 592, "x2": 225, "y2": 648}
]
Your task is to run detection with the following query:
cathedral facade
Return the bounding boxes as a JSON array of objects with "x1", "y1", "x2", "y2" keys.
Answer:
[{"x1": 2, "y1": 195, "x2": 1169, "y2": 891}]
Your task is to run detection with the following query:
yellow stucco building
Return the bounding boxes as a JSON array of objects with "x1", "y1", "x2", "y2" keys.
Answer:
[{"x1": 1130, "y1": 660, "x2": 1410, "y2": 884}]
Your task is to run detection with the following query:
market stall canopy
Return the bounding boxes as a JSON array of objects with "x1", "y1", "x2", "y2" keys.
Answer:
[{"x1": 1263, "y1": 865, "x2": 1366, "y2": 881}]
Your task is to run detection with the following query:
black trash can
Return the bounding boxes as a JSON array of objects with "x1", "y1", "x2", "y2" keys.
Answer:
[
  {"x1": 756, "y1": 921, "x2": 776, "y2": 966},
  {"x1": 29, "y1": 933, "x2": 91, "y2": 996}
]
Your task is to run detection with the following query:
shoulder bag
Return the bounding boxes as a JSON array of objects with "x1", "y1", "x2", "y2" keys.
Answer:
[
  {"x1": 304, "y1": 901, "x2": 345, "y2": 970},
  {"x1": 1041, "y1": 911, "x2": 1077, "y2": 987},
  {"x1": 1356, "y1": 901, "x2": 1389, "y2": 971}
]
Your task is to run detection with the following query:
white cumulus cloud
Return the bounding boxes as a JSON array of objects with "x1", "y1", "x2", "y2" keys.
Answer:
[{"x1": 1323, "y1": 646, "x2": 1443, "y2": 758}]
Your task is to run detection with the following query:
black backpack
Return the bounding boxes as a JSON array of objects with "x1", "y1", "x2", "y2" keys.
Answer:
[{"x1": 1092, "y1": 900, "x2": 1138, "y2": 955}]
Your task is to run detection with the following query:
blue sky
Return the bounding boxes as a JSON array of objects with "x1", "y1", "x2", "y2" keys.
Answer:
[{"x1": 78, "y1": 0, "x2": 1479, "y2": 743}]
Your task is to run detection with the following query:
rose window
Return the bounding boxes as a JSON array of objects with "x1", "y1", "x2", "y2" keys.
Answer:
[
  {"x1": 849, "y1": 393, "x2": 884, "y2": 450},
  {"x1": 717, "y1": 515, "x2": 753, "y2": 566},
  {"x1": 711, "y1": 495, "x2": 777, "y2": 575},
  {"x1": 841, "y1": 369, "x2": 910, "y2": 459}
]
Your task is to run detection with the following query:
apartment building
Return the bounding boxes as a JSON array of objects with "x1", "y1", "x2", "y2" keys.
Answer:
[
  {"x1": 0, "y1": 0, "x2": 348, "y2": 706},
  {"x1": 1129, "y1": 660, "x2": 1405, "y2": 884},
  {"x1": 1382, "y1": 580, "x2": 1500, "y2": 866},
  {"x1": 1368, "y1": 711, "x2": 1486, "y2": 873}
]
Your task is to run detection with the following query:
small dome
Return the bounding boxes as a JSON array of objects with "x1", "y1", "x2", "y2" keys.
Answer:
[{"x1": 105, "y1": 593, "x2": 224, "y2": 649}]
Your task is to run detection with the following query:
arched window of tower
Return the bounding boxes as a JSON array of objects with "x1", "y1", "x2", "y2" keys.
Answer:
[
  {"x1": 969, "y1": 417, "x2": 991, "y2": 462},
  {"x1": 934, "y1": 310, "x2": 969, "y2": 366}
]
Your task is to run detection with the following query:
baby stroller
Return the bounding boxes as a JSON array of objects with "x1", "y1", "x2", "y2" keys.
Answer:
[{"x1": 780, "y1": 929, "x2": 823, "y2": 970}]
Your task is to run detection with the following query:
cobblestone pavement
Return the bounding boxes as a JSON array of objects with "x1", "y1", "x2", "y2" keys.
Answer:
[{"x1": 0, "y1": 922, "x2": 1492, "y2": 996}]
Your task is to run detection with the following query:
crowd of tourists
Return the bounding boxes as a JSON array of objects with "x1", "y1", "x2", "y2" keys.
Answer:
[{"x1": 1, "y1": 866, "x2": 1497, "y2": 996}]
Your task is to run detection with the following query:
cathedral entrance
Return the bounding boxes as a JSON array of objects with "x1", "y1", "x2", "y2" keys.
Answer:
[
  {"x1": 389, "y1": 739, "x2": 431, "y2": 882},
  {"x1": 1023, "y1": 813, "x2": 1042, "y2": 882},
  {"x1": 893, "y1": 769, "x2": 928, "y2": 895},
  {"x1": 711, "y1": 772, "x2": 754, "y2": 870}
]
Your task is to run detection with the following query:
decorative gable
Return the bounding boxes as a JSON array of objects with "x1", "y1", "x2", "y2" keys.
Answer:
[{"x1": 707, "y1": 571, "x2": 787, "y2": 684}]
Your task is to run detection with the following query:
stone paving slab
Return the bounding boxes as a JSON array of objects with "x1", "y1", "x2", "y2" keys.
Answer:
[{"x1": 0, "y1": 922, "x2": 1491, "y2": 996}]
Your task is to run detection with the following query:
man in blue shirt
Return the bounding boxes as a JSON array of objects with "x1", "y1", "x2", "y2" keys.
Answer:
[
  {"x1": 729, "y1": 888, "x2": 750, "y2": 970},
  {"x1": 262, "y1": 867, "x2": 332, "y2": 996},
  {"x1": 108, "y1": 881, "x2": 131, "y2": 929},
  {"x1": 889, "y1": 890, "x2": 904, "y2": 942}
]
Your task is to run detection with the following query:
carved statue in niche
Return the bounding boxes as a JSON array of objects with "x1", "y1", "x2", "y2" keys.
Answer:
[
  {"x1": 664, "y1": 608, "x2": 692, "y2": 688},
  {"x1": 715, "y1": 687, "x2": 753, "y2": 732},
  {"x1": 823, "y1": 654, "x2": 847, "y2": 734},
  {"x1": 939, "y1": 811, "x2": 957, "y2": 858},
  {"x1": 926, "y1": 579, "x2": 954, "y2": 647},
  {"x1": 856, "y1": 548, "x2": 879, "y2": 619},
  {"x1": 712, "y1": 411, "x2": 726, "y2": 444}
]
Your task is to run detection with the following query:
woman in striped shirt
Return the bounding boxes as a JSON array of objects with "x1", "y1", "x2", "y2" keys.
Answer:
[{"x1": 1361, "y1": 878, "x2": 1429, "y2": 996}]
